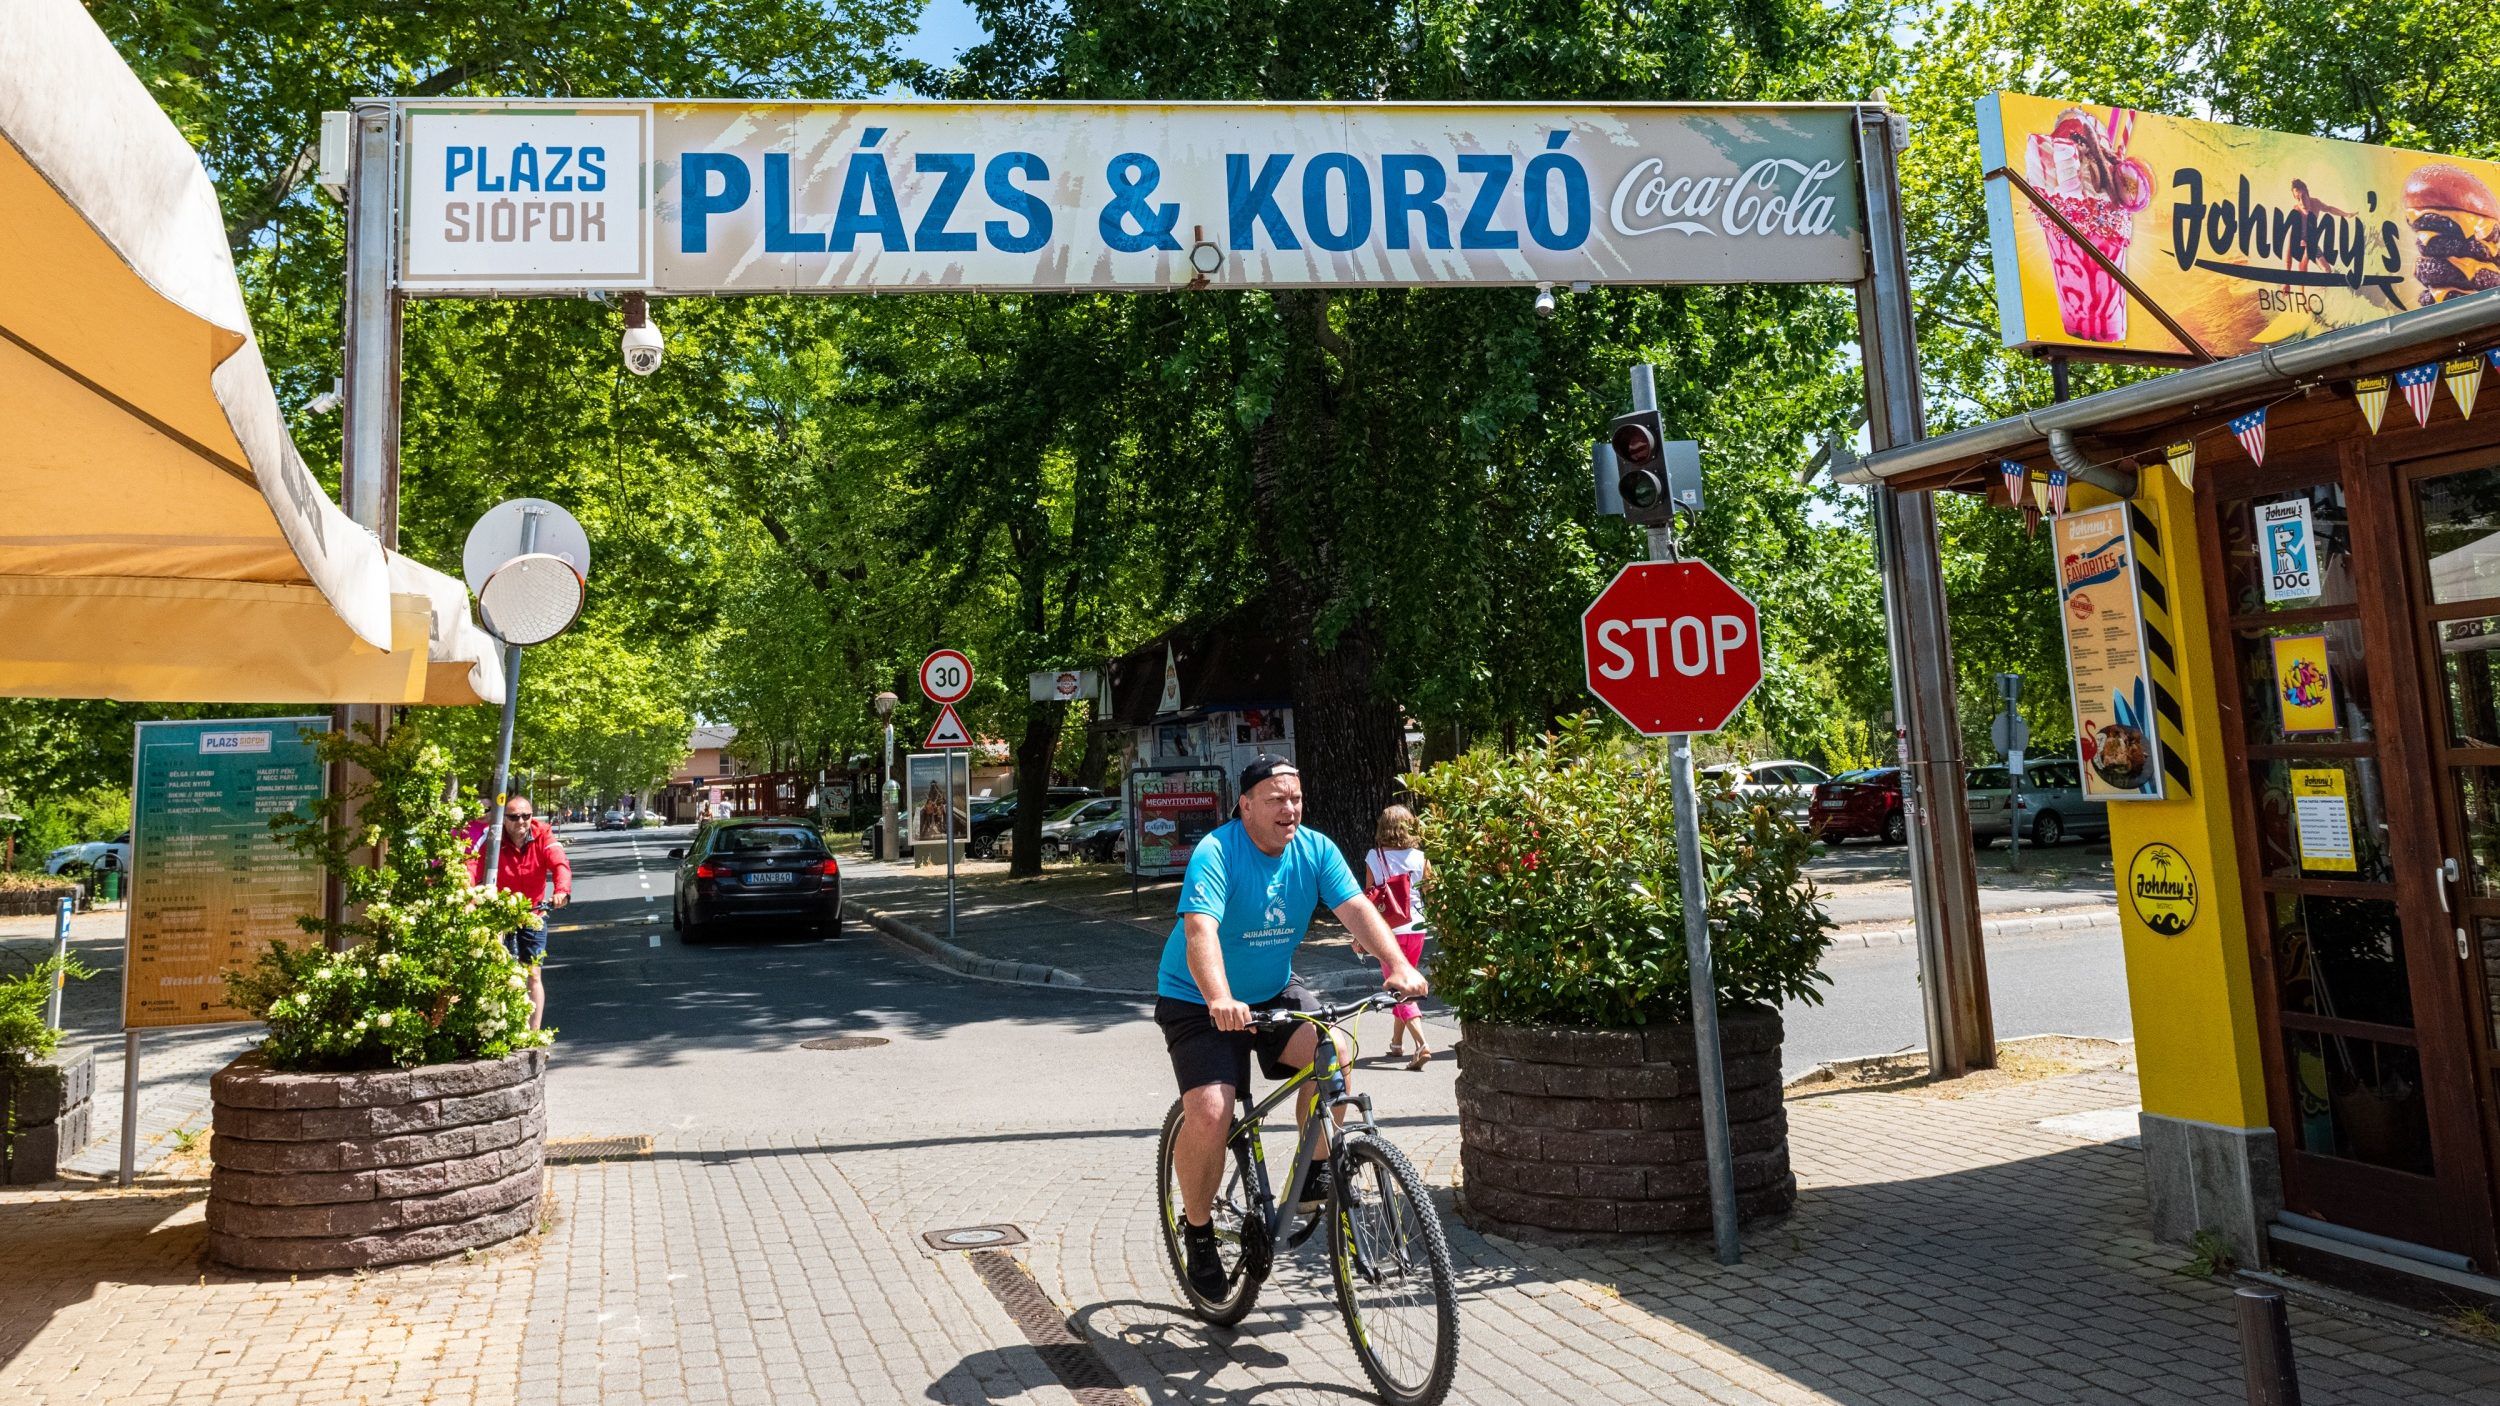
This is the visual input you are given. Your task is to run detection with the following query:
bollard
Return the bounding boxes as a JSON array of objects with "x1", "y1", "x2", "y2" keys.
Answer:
[{"x1": 2236, "y1": 1287, "x2": 2303, "y2": 1406}]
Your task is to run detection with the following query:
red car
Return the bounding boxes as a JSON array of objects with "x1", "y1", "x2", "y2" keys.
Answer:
[{"x1": 1809, "y1": 767, "x2": 1906, "y2": 845}]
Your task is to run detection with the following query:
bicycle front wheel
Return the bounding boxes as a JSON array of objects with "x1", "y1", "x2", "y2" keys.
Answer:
[
  {"x1": 1328, "y1": 1133, "x2": 1459, "y2": 1406},
  {"x1": 1156, "y1": 1097, "x2": 1266, "y2": 1326}
]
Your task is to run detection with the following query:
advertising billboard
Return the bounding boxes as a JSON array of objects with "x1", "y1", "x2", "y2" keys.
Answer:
[
  {"x1": 125, "y1": 717, "x2": 329, "y2": 1028},
  {"x1": 2050, "y1": 507, "x2": 2165, "y2": 801},
  {"x1": 399, "y1": 101, "x2": 1869, "y2": 295},
  {"x1": 1980, "y1": 91, "x2": 2500, "y2": 362}
]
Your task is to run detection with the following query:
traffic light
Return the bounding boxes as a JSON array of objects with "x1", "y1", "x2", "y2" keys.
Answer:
[{"x1": 1609, "y1": 409, "x2": 1671, "y2": 526}]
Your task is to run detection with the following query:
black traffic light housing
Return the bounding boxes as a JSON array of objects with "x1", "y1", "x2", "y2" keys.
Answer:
[{"x1": 1609, "y1": 409, "x2": 1671, "y2": 526}]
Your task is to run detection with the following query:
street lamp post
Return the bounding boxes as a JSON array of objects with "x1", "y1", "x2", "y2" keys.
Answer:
[{"x1": 873, "y1": 692, "x2": 899, "y2": 863}]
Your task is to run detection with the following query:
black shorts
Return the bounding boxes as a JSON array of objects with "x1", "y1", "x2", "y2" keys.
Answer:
[{"x1": 1155, "y1": 979, "x2": 1320, "y2": 1097}]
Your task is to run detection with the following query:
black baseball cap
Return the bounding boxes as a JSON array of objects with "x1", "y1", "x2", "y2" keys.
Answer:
[{"x1": 1238, "y1": 755, "x2": 1299, "y2": 794}]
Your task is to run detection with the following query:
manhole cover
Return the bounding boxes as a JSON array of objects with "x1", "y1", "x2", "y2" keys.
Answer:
[
  {"x1": 800, "y1": 1035, "x2": 890, "y2": 1052},
  {"x1": 922, "y1": 1223, "x2": 1029, "y2": 1251},
  {"x1": 545, "y1": 1134, "x2": 654, "y2": 1164}
]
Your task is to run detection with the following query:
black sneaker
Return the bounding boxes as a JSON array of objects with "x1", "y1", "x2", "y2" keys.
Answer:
[
  {"x1": 1300, "y1": 1160, "x2": 1335, "y2": 1209},
  {"x1": 1183, "y1": 1220, "x2": 1229, "y2": 1300}
]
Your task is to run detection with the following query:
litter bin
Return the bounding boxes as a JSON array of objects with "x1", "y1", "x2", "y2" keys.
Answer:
[{"x1": 98, "y1": 870, "x2": 121, "y2": 903}]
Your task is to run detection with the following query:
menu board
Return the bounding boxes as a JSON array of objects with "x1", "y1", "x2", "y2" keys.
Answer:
[
  {"x1": 1130, "y1": 766, "x2": 1230, "y2": 878},
  {"x1": 2051, "y1": 505, "x2": 2167, "y2": 801},
  {"x1": 125, "y1": 718, "x2": 329, "y2": 1028}
]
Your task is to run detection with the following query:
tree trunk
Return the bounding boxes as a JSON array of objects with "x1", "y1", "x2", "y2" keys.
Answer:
[
  {"x1": 1075, "y1": 699, "x2": 1112, "y2": 792},
  {"x1": 1008, "y1": 701, "x2": 1064, "y2": 878},
  {"x1": 1285, "y1": 613, "x2": 1405, "y2": 866}
]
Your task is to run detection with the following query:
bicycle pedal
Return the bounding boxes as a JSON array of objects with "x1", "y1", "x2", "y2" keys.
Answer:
[{"x1": 1283, "y1": 1214, "x2": 1324, "y2": 1249}]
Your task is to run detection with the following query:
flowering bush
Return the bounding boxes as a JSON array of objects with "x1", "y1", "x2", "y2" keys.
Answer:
[
  {"x1": 1404, "y1": 716, "x2": 1832, "y2": 1029},
  {"x1": 226, "y1": 725, "x2": 549, "y2": 1071}
]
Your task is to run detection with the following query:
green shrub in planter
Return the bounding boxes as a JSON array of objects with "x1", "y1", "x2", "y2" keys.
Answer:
[
  {"x1": 1404, "y1": 716, "x2": 1832, "y2": 1029},
  {"x1": 225, "y1": 725, "x2": 550, "y2": 1072},
  {"x1": 0, "y1": 954, "x2": 91, "y2": 1067}
]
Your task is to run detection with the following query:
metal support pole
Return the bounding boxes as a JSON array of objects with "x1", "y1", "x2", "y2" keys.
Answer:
[
  {"x1": 881, "y1": 724, "x2": 898, "y2": 862},
  {"x1": 1631, "y1": 363, "x2": 1740, "y2": 1264},
  {"x1": 479, "y1": 510, "x2": 543, "y2": 893},
  {"x1": 1855, "y1": 103, "x2": 1995, "y2": 1077},
  {"x1": 46, "y1": 896, "x2": 71, "y2": 1030},
  {"x1": 945, "y1": 751, "x2": 961, "y2": 945},
  {"x1": 117, "y1": 1029, "x2": 139, "y2": 1187},
  {"x1": 2235, "y1": 1288, "x2": 2303, "y2": 1406},
  {"x1": 1670, "y1": 736, "x2": 1742, "y2": 1264}
]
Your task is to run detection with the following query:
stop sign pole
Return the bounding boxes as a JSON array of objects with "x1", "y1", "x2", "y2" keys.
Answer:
[{"x1": 1582, "y1": 385, "x2": 1751, "y2": 1265}]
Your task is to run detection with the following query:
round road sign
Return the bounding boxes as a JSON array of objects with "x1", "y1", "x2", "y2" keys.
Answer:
[
  {"x1": 1581, "y1": 561, "x2": 1763, "y2": 735},
  {"x1": 920, "y1": 649, "x2": 974, "y2": 704}
]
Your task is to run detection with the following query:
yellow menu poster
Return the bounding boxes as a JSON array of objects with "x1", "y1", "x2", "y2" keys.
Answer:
[
  {"x1": 2052, "y1": 504, "x2": 2166, "y2": 800},
  {"x1": 2289, "y1": 768, "x2": 2357, "y2": 873}
]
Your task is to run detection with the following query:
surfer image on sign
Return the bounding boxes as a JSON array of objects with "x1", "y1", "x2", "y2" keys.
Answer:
[{"x1": 2128, "y1": 843, "x2": 2200, "y2": 935}]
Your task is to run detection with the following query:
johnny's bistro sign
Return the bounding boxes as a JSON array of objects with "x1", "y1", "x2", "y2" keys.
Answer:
[{"x1": 396, "y1": 102, "x2": 1870, "y2": 294}]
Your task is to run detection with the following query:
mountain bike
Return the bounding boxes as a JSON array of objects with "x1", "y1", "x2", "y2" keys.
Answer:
[{"x1": 1155, "y1": 990, "x2": 1460, "y2": 1406}]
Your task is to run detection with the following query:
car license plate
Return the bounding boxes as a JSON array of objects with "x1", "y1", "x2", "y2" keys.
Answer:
[
  {"x1": 1818, "y1": 800, "x2": 1845, "y2": 810},
  {"x1": 747, "y1": 871, "x2": 795, "y2": 885}
]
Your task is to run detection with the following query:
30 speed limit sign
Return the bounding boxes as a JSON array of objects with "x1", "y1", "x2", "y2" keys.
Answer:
[{"x1": 919, "y1": 649, "x2": 973, "y2": 704}]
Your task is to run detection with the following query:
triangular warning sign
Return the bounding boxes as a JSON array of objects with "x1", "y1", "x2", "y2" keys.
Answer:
[{"x1": 923, "y1": 703, "x2": 973, "y2": 748}]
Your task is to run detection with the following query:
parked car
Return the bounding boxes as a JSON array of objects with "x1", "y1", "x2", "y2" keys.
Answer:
[
  {"x1": 669, "y1": 818, "x2": 841, "y2": 942},
  {"x1": 1071, "y1": 812, "x2": 1126, "y2": 863},
  {"x1": 1700, "y1": 760, "x2": 1831, "y2": 823},
  {"x1": 1809, "y1": 768, "x2": 1906, "y2": 844},
  {"x1": 1035, "y1": 796, "x2": 1123, "y2": 861},
  {"x1": 1966, "y1": 759, "x2": 2109, "y2": 847},
  {"x1": 967, "y1": 787, "x2": 1100, "y2": 858},
  {"x1": 44, "y1": 831, "x2": 129, "y2": 875}
]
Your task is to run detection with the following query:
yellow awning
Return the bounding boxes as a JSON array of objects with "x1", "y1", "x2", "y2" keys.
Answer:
[{"x1": 0, "y1": 0, "x2": 503, "y2": 705}]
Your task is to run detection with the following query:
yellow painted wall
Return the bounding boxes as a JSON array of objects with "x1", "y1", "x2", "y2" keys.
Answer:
[{"x1": 2068, "y1": 471, "x2": 2270, "y2": 1129}]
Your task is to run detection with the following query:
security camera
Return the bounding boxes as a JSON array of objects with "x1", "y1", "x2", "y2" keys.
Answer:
[
  {"x1": 1534, "y1": 282, "x2": 1558, "y2": 318},
  {"x1": 620, "y1": 290, "x2": 662, "y2": 376},
  {"x1": 622, "y1": 321, "x2": 664, "y2": 376}
]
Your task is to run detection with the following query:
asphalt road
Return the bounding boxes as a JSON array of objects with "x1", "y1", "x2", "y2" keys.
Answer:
[{"x1": 534, "y1": 825, "x2": 2131, "y2": 1136}]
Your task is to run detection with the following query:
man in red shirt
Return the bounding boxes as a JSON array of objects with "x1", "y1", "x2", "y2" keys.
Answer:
[{"x1": 466, "y1": 798, "x2": 571, "y2": 1029}]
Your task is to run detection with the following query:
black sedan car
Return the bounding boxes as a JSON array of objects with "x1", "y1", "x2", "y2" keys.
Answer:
[{"x1": 670, "y1": 818, "x2": 842, "y2": 942}]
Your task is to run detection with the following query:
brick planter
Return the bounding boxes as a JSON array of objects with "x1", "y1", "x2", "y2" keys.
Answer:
[
  {"x1": 1455, "y1": 1006, "x2": 1794, "y2": 1242},
  {"x1": 2, "y1": 1046, "x2": 96, "y2": 1184},
  {"x1": 0, "y1": 884, "x2": 76, "y2": 917},
  {"x1": 206, "y1": 1047, "x2": 546, "y2": 1271}
]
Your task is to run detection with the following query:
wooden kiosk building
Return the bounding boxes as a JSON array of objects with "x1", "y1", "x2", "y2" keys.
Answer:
[{"x1": 1845, "y1": 291, "x2": 2500, "y2": 1297}]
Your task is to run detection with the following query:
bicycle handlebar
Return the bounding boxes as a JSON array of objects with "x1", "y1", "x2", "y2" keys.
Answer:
[{"x1": 1251, "y1": 990, "x2": 1403, "y2": 1029}]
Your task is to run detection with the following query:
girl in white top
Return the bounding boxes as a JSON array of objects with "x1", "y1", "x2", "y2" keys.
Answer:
[{"x1": 1365, "y1": 805, "x2": 1434, "y2": 1070}]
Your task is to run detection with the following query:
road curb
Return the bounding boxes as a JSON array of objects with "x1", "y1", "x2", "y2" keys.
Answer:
[
  {"x1": 854, "y1": 904, "x2": 1148, "y2": 994},
  {"x1": 1827, "y1": 905, "x2": 2118, "y2": 950}
]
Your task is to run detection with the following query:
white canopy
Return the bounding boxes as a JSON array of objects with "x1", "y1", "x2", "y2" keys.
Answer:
[{"x1": 0, "y1": 0, "x2": 502, "y2": 704}]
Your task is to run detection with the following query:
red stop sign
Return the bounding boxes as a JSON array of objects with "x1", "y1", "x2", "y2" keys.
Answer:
[{"x1": 1582, "y1": 561, "x2": 1764, "y2": 735}]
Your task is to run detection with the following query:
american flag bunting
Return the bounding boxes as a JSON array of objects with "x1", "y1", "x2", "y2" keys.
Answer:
[
  {"x1": 2229, "y1": 406, "x2": 2268, "y2": 466},
  {"x1": 2400, "y1": 361, "x2": 2441, "y2": 426},
  {"x1": 2046, "y1": 467, "x2": 2069, "y2": 516},
  {"x1": 1999, "y1": 460, "x2": 2025, "y2": 506}
]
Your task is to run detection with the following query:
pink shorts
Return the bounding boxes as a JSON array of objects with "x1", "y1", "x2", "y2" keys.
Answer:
[{"x1": 1386, "y1": 929, "x2": 1427, "y2": 1021}]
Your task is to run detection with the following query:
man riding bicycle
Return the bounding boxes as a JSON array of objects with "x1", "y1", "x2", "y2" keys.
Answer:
[{"x1": 1157, "y1": 755, "x2": 1428, "y2": 1301}]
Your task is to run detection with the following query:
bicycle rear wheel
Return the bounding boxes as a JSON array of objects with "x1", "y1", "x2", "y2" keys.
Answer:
[
  {"x1": 1156, "y1": 1098, "x2": 1266, "y2": 1326},
  {"x1": 1327, "y1": 1133, "x2": 1459, "y2": 1406}
]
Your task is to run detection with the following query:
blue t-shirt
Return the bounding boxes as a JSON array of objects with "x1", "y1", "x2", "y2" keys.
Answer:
[{"x1": 1157, "y1": 821, "x2": 1363, "y2": 1005}]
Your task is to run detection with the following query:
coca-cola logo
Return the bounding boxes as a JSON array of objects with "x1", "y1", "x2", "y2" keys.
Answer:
[{"x1": 1609, "y1": 157, "x2": 1846, "y2": 240}]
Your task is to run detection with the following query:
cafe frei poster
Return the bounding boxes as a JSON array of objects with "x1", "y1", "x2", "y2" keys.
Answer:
[
  {"x1": 2052, "y1": 506, "x2": 2166, "y2": 801},
  {"x1": 1979, "y1": 90, "x2": 2500, "y2": 361}
]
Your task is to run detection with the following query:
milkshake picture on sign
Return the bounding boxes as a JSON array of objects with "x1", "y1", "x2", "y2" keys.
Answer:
[{"x1": 2022, "y1": 106, "x2": 2154, "y2": 343}]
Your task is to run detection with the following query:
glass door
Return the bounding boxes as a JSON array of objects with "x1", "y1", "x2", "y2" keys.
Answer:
[
  {"x1": 2210, "y1": 457, "x2": 2497, "y2": 1265},
  {"x1": 2396, "y1": 450, "x2": 2500, "y2": 1263}
]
